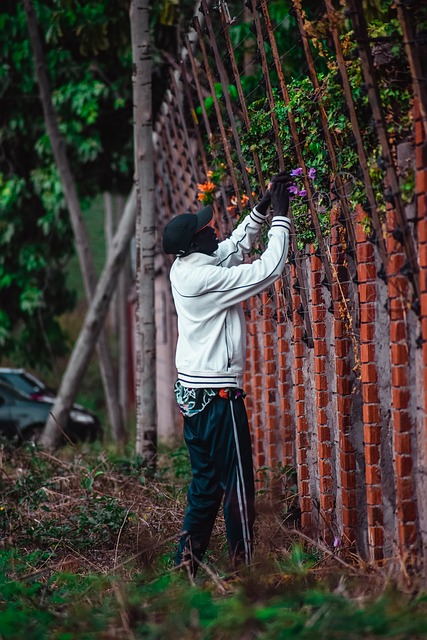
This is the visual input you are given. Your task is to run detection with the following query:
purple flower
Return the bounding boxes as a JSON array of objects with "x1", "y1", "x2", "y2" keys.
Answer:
[
  {"x1": 308, "y1": 167, "x2": 316, "y2": 180},
  {"x1": 291, "y1": 167, "x2": 303, "y2": 176},
  {"x1": 333, "y1": 536, "x2": 341, "y2": 548},
  {"x1": 298, "y1": 189, "x2": 307, "y2": 197},
  {"x1": 288, "y1": 185, "x2": 299, "y2": 194}
]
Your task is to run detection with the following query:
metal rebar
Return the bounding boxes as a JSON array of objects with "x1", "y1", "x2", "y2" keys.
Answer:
[
  {"x1": 193, "y1": 15, "x2": 243, "y2": 213},
  {"x1": 218, "y1": 2, "x2": 265, "y2": 191},
  {"x1": 260, "y1": 0, "x2": 334, "y2": 288},
  {"x1": 292, "y1": 0, "x2": 357, "y2": 258},
  {"x1": 323, "y1": 0, "x2": 387, "y2": 270},
  {"x1": 346, "y1": 0, "x2": 420, "y2": 300}
]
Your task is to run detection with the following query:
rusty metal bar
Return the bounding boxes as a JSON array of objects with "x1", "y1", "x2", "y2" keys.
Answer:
[
  {"x1": 323, "y1": 0, "x2": 387, "y2": 270},
  {"x1": 218, "y1": 2, "x2": 265, "y2": 191},
  {"x1": 169, "y1": 69, "x2": 200, "y2": 187},
  {"x1": 193, "y1": 15, "x2": 243, "y2": 213},
  {"x1": 260, "y1": 0, "x2": 333, "y2": 287},
  {"x1": 250, "y1": 2, "x2": 284, "y2": 173},
  {"x1": 179, "y1": 60, "x2": 209, "y2": 179},
  {"x1": 164, "y1": 89, "x2": 197, "y2": 209},
  {"x1": 396, "y1": 1, "x2": 427, "y2": 139},
  {"x1": 184, "y1": 35, "x2": 231, "y2": 229},
  {"x1": 158, "y1": 122, "x2": 185, "y2": 214},
  {"x1": 179, "y1": 60, "x2": 223, "y2": 225},
  {"x1": 251, "y1": 0, "x2": 313, "y2": 347},
  {"x1": 292, "y1": 0, "x2": 357, "y2": 259},
  {"x1": 346, "y1": 0, "x2": 420, "y2": 300},
  {"x1": 200, "y1": 0, "x2": 254, "y2": 208}
]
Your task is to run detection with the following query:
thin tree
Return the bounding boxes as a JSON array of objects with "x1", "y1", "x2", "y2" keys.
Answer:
[
  {"x1": 23, "y1": 0, "x2": 126, "y2": 443},
  {"x1": 41, "y1": 189, "x2": 137, "y2": 449},
  {"x1": 130, "y1": 0, "x2": 157, "y2": 466}
]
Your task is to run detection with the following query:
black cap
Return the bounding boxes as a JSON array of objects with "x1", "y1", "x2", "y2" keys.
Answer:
[{"x1": 162, "y1": 205, "x2": 213, "y2": 255}]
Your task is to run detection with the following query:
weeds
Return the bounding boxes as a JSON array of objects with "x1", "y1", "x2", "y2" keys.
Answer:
[{"x1": 1, "y1": 443, "x2": 427, "y2": 639}]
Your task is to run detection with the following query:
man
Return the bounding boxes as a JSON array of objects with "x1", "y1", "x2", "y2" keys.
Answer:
[{"x1": 162, "y1": 172, "x2": 293, "y2": 576}]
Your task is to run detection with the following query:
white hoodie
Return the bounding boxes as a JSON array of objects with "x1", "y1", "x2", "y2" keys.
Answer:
[{"x1": 170, "y1": 207, "x2": 291, "y2": 389}]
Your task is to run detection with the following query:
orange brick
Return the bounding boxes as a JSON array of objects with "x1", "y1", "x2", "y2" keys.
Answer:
[
  {"x1": 294, "y1": 342, "x2": 305, "y2": 358},
  {"x1": 295, "y1": 400, "x2": 306, "y2": 416},
  {"x1": 342, "y1": 506, "x2": 358, "y2": 526},
  {"x1": 341, "y1": 490, "x2": 357, "y2": 510},
  {"x1": 360, "y1": 322, "x2": 375, "y2": 342},
  {"x1": 317, "y1": 390, "x2": 329, "y2": 408},
  {"x1": 359, "y1": 283, "x2": 376, "y2": 303},
  {"x1": 315, "y1": 375, "x2": 328, "y2": 392},
  {"x1": 318, "y1": 423, "x2": 330, "y2": 439},
  {"x1": 367, "y1": 504, "x2": 383, "y2": 524},
  {"x1": 295, "y1": 386, "x2": 305, "y2": 401},
  {"x1": 364, "y1": 424, "x2": 381, "y2": 444},
  {"x1": 362, "y1": 383, "x2": 379, "y2": 404},
  {"x1": 336, "y1": 377, "x2": 353, "y2": 395},
  {"x1": 389, "y1": 321, "x2": 407, "y2": 343},
  {"x1": 393, "y1": 410, "x2": 411, "y2": 433},
  {"x1": 391, "y1": 367, "x2": 408, "y2": 388},
  {"x1": 363, "y1": 403, "x2": 381, "y2": 424},
  {"x1": 320, "y1": 493, "x2": 334, "y2": 511},
  {"x1": 357, "y1": 262, "x2": 376, "y2": 282},
  {"x1": 392, "y1": 389, "x2": 410, "y2": 410},
  {"x1": 396, "y1": 476, "x2": 414, "y2": 501},
  {"x1": 394, "y1": 432, "x2": 412, "y2": 455},
  {"x1": 335, "y1": 357, "x2": 351, "y2": 376},
  {"x1": 294, "y1": 369, "x2": 304, "y2": 384},
  {"x1": 360, "y1": 343, "x2": 376, "y2": 363},
  {"x1": 337, "y1": 395, "x2": 352, "y2": 414},
  {"x1": 360, "y1": 304, "x2": 376, "y2": 323},
  {"x1": 335, "y1": 340, "x2": 350, "y2": 357},
  {"x1": 365, "y1": 464, "x2": 381, "y2": 485},
  {"x1": 319, "y1": 460, "x2": 332, "y2": 476},
  {"x1": 399, "y1": 500, "x2": 417, "y2": 523},
  {"x1": 314, "y1": 340, "x2": 328, "y2": 356},
  {"x1": 361, "y1": 363, "x2": 378, "y2": 384},
  {"x1": 342, "y1": 472, "x2": 357, "y2": 489},
  {"x1": 315, "y1": 358, "x2": 326, "y2": 374},
  {"x1": 365, "y1": 444, "x2": 380, "y2": 465},
  {"x1": 357, "y1": 242, "x2": 375, "y2": 262},
  {"x1": 319, "y1": 442, "x2": 332, "y2": 459},
  {"x1": 300, "y1": 496, "x2": 312, "y2": 513},
  {"x1": 313, "y1": 323, "x2": 326, "y2": 339},
  {"x1": 340, "y1": 452, "x2": 356, "y2": 472},
  {"x1": 312, "y1": 305, "x2": 326, "y2": 322},
  {"x1": 395, "y1": 455, "x2": 413, "y2": 477},
  {"x1": 417, "y1": 168, "x2": 427, "y2": 194}
]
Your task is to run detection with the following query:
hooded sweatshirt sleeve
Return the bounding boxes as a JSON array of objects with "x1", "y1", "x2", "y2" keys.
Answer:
[
  {"x1": 214, "y1": 206, "x2": 269, "y2": 268},
  {"x1": 204, "y1": 216, "x2": 291, "y2": 308}
]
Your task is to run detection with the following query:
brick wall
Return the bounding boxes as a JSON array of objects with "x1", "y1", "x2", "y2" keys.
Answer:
[{"x1": 242, "y1": 109, "x2": 426, "y2": 563}]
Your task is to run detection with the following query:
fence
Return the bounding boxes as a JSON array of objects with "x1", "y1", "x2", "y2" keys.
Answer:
[{"x1": 153, "y1": 0, "x2": 427, "y2": 566}]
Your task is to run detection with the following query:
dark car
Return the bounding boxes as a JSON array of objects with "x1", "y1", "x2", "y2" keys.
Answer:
[{"x1": 0, "y1": 368, "x2": 102, "y2": 444}]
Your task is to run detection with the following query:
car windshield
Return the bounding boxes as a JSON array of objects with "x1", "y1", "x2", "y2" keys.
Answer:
[{"x1": 0, "y1": 372, "x2": 43, "y2": 395}]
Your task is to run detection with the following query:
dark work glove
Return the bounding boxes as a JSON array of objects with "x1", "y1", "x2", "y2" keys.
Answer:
[
  {"x1": 256, "y1": 189, "x2": 271, "y2": 216},
  {"x1": 256, "y1": 171, "x2": 292, "y2": 215},
  {"x1": 271, "y1": 175, "x2": 292, "y2": 217}
]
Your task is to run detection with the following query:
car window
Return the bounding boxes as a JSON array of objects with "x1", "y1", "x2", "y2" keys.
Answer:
[{"x1": 0, "y1": 373, "x2": 39, "y2": 395}]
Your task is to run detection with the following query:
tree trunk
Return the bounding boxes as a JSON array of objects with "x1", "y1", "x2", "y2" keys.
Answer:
[
  {"x1": 130, "y1": 0, "x2": 157, "y2": 467},
  {"x1": 104, "y1": 191, "x2": 117, "y2": 333},
  {"x1": 117, "y1": 194, "x2": 130, "y2": 427},
  {"x1": 23, "y1": 0, "x2": 125, "y2": 443},
  {"x1": 41, "y1": 189, "x2": 136, "y2": 449}
]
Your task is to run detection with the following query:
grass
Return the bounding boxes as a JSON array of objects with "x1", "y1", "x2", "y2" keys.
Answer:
[{"x1": 1, "y1": 442, "x2": 427, "y2": 639}]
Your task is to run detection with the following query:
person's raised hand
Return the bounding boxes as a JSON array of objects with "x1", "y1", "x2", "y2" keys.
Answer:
[
  {"x1": 271, "y1": 177, "x2": 292, "y2": 217},
  {"x1": 268, "y1": 170, "x2": 293, "y2": 190},
  {"x1": 255, "y1": 188, "x2": 271, "y2": 216}
]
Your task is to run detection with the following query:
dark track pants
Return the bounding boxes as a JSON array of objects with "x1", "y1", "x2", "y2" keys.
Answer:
[{"x1": 176, "y1": 394, "x2": 255, "y2": 575}]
